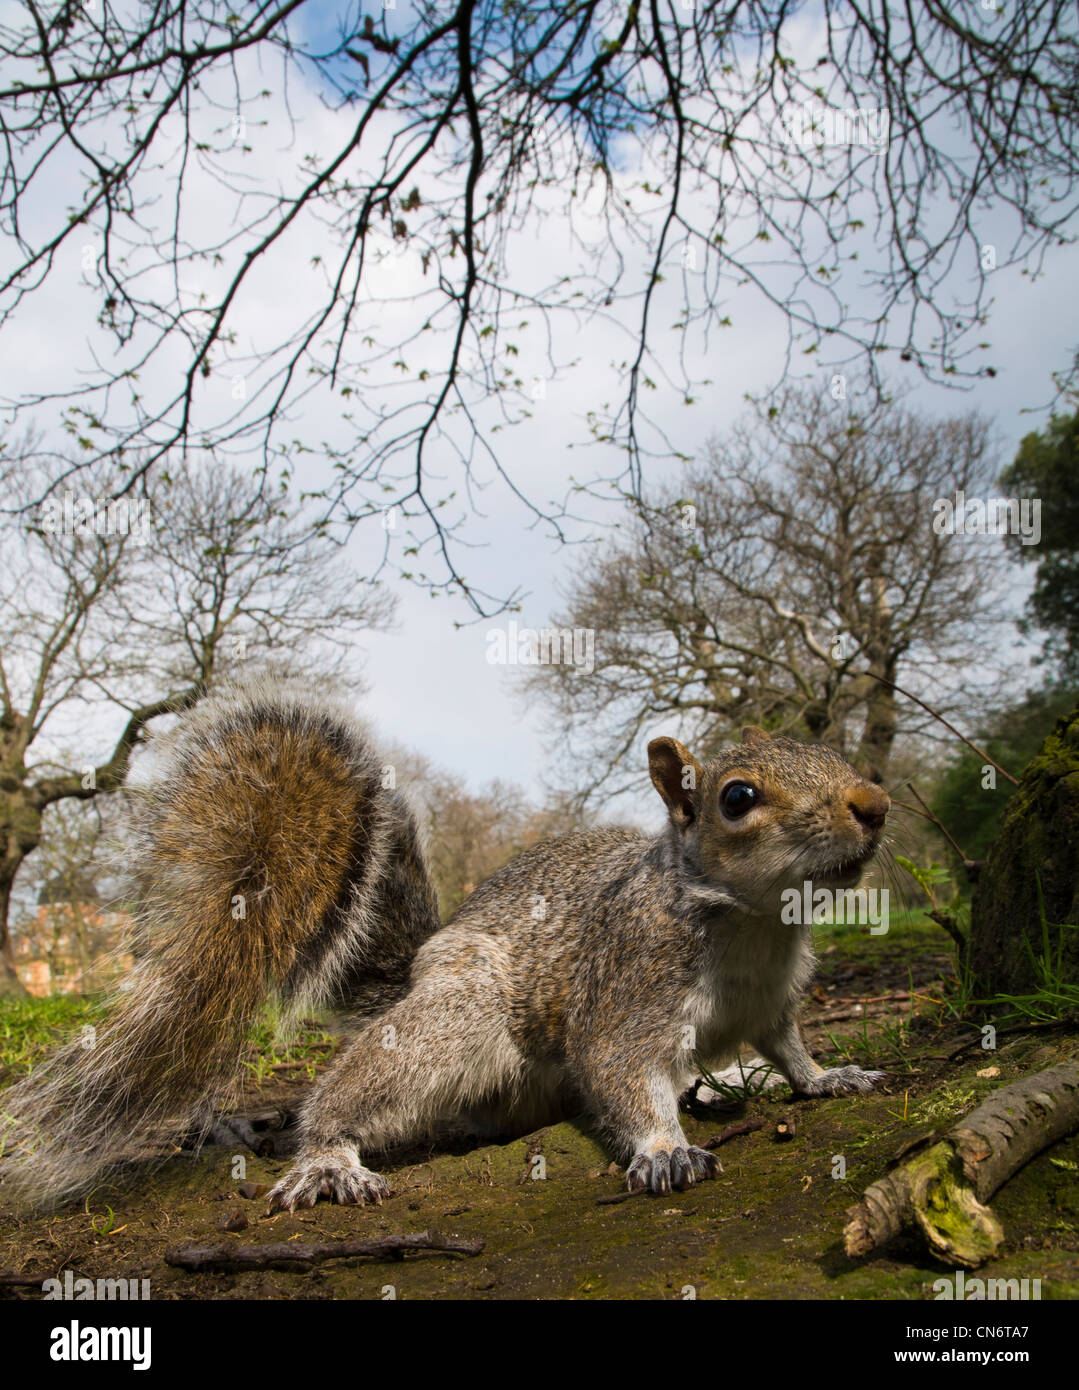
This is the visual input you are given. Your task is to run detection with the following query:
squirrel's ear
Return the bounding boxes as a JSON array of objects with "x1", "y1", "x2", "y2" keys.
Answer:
[
  {"x1": 647, "y1": 737, "x2": 703, "y2": 827},
  {"x1": 740, "y1": 725, "x2": 771, "y2": 747}
]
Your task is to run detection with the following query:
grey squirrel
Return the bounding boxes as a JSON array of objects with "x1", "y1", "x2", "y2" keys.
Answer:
[{"x1": 1, "y1": 678, "x2": 889, "y2": 1210}]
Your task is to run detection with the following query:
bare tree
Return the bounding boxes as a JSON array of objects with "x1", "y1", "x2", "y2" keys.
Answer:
[
  {"x1": 525, "y1": 384, "x2": 1009, "y2": 800},
  {"x1": 0, "y1": 446, "x2": 394, "y2": 994},
  {"x1": 1, "y1": 2, "x2": 1076, "y2": 611},
  {"x1": 385, "y1": 743, "x2": 589, "y2": 920},
  {"x1": 13, "y1": 797, "x2": 120, "y2": 995}
]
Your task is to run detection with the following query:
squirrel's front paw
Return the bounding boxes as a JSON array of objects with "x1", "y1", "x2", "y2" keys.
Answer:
[
  {"x1": 797, "y1": 1066, "x2": 886, "y2": 1098},
  {"x1": 266, "y1": 1148, "x2": 392, "y2": 1211},
  {"x1": 626, "y1": 1145, "x2": 721, "y2": 1195}
]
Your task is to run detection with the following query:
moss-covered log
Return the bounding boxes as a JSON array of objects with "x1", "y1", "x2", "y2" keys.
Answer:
[
  {"x1": 844, "y1": 1062, "x2": 1079, "y2": 1267},
  {"x1": 969, "y1": 702, "x2": 1079, "y2": 998}
]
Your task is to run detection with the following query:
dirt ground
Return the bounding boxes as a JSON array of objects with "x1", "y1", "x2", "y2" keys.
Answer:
[{"x1": 2, "y1": 917, "x2": 1078, "y2": 1301}]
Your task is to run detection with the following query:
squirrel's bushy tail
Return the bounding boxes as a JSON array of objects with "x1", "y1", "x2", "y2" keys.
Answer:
[{"x1": 1, "y1": 679, "x2": 439, "y2": 1209}]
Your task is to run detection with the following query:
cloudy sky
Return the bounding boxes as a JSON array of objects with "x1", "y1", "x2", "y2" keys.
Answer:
[
  {"x1": 355, "y1": 262, "x2": 1072, "y2": 811},
  {"x1": 3, "y1": 2, "x2": 1075, "y2": 824}
]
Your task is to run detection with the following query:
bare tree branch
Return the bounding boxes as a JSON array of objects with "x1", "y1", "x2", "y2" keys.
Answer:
[{"x1": 0, "y1": 1, "x2": 1076, "y2": 611}]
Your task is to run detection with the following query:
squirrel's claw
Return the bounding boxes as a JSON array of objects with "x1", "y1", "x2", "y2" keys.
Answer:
[
  {"x1": 266, "y1": 1150, "x2": 393, "y2": 1212},
  {"x1": 626, "y1": 1144, "x2": 721, "y2": 1194},
  {"x1": 796, "y1": 1066, "x2": 887, "y2": 1098}
]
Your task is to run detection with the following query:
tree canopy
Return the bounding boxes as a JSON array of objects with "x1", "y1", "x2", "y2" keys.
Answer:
[
  {"x1": 524, "y1": 384, "x2": 1009, "y2": 798},
  {"x1": 999, "y1": 410, "x2": 1079, "y2": 681},
  {"x1": 2, "y1": 0, "x2": 1078, "y2": 610}
]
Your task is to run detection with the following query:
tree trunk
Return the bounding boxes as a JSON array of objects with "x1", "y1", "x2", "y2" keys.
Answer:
[
  {"x1": 855, "y1": 658, "x2": 897, "y2": 785},
  {"x1": 803, "y1": 692, "x2": 846, "y2": 755},
  {"x1": 0, "y1": 783, "x2": 44, "y2": 998},
  {"x1": 0, "y1": 867, "x2": 27, "y2": 997},
  {"x1": 969, "y1": 702, "x2": 1079, "y2": 998}
]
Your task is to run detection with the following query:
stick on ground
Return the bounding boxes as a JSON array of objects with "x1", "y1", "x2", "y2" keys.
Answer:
[
  {"x1": 844, "y1": 1062, "x2": 1079, "y2": 1268},
  {"x1": 165, "y1": 1228, "x2": 484, "y2": 1273},
  {"x1": 701, "y1": 1118, "x2": 767, "y2": 1150}
]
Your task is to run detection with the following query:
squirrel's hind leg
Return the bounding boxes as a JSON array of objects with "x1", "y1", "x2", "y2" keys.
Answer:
[{"x1": 268, "y1": 951, "x2": 524, "y2": 1211}]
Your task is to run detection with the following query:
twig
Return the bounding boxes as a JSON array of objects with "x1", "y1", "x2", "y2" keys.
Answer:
[
  {"x1": 165, "y1": 1228, "x2": 484, "y2": 1273},
  {"x1": 926, "y1": 909, "x2": 968, "y2": 954},
  {"x1": 906, "y1": 783, "x2": 983, "y2": 885},
  {"x1": 830, "y1": 992, "x2": 912, "y2": 1006},
  {"x1": 811, "y1": 994, "x2": 914, "y2": 1025},
  {"x1": 0, "y1": 1271, "x2": 50, "y2": 1289},
  {"x1": 701, "y1": 1119, "x2": 766, "y2": 1150},
  {"x1": 946, "y1": 1020, "x2": 1068, "y2": 1062},
  {"x1": 865, "y1": 674, "x2": 1019, "y2": 786},
  {"x1": 906, "y1": 784, "x2": 970, "y2": 858}
]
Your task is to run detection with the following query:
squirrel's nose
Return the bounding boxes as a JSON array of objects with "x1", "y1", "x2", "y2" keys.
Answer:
[{"x1": 847, "y1": 785, "x2": 890, "y2": 834}]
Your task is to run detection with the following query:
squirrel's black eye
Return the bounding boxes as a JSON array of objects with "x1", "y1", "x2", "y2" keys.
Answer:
[{"x1": 721, "y1": 781, "x2": 758, "y2": 818}]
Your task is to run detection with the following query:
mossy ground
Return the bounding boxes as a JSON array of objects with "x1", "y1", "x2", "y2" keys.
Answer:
[{"x1": 2, "y1": 914, "x2": 1077, "y2": 1301}]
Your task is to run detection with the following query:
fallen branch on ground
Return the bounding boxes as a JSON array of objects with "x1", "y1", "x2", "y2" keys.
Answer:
[
  {"x1": 946, "y1": 1022, "x2": 1068, "y2": 1063},
  {"x1": 0, "y1": 1271, "x2": 52, "y2": 1289},
  {"x1": 165, "y1": 1228, "x2": 484, "y2": 1272},
  {"x1": 814, "y1": 1006, "x2": 906, "y2": 1025},
  {"x1": 844, "y1": 1062, "x2": 1079, "y2": 1268},
  {"x1": 701, "y1": 1119, "x2": 766, "y2": 1150},
  {"x1": 828, "y1": 992, "x2": 913, "y2": 1007}
]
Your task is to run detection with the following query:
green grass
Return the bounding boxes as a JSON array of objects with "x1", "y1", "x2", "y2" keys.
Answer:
[
  {"x1": 0, "y1": 994, "x2": 339, "y2": 1089},
  {"x1": 811, "y1": 904, "x2": 947, "y2": 948},
  {"x1": 823, "y1": 1013, "x2": 919, "y2": 1074},
  {"x1": 0, "y1": 994, "x2": 101, "y2": 1085},
  {"x1": 813, "y1": 882, "x2": 1079, "y2": 1066},
  {"x1": 242, "y1": 1011, "x2": 339, "y2": 1084},
  {"x1": 811, "y1": 907, "x2": 955, "y2": 994},
  {"x1": 694, "y1": 1056, "x2": 777, "y2": 1102}
]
